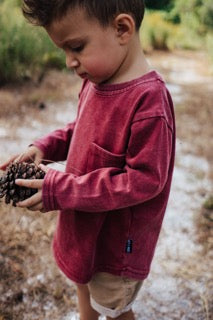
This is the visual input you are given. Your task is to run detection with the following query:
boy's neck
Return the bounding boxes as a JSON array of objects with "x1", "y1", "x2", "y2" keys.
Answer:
[{"x1": 104, "y1": 35, "x2": 151, "y2": 85}]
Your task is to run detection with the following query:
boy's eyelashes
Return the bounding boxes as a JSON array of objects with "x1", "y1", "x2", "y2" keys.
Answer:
[
  {"x1": 63, "y1": 43, "x2": 85, "y2": 53},
  {"x1": 71, "y1": 44, "x2": 85, "y2": 52}
]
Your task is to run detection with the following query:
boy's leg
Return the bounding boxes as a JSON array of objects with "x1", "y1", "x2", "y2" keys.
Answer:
[
  {"x1": 107, "y1": 309, "x2": 135, "y2": 320},
  {"x1": 76, "y1": 283, "x2": 99, "y2": 320}
]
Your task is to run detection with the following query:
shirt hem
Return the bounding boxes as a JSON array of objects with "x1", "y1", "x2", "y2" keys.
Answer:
[{"x1": 53, "y1": 241, "x2": 149, "y2": 284}]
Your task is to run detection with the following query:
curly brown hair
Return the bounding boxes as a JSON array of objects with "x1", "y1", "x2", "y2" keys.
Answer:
[{"x1": 22, "y1": 0, "x2": 145, "y2": 30}]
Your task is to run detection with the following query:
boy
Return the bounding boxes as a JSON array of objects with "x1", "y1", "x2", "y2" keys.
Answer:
[{"x1": 0, "y1": 1, "x2": 176, "y2": 319}]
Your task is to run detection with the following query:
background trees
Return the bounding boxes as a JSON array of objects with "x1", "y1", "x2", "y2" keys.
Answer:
[{"x1": 145, "y1": 0, "x2": 174, "y2": 11}]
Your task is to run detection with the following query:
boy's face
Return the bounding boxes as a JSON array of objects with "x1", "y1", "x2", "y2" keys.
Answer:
[{"x1": 46, "y1": 8, "x2": 127, "y2": 84}]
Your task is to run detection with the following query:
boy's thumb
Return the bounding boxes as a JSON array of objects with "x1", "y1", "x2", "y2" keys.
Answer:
[{"x1": 39, "y1": 164, "x2": 49, "y2": 173}]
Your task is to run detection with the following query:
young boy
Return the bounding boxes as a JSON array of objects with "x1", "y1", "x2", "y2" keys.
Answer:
[{"x1": 0, "y1": 1, "x2": 175, "y2": 319}]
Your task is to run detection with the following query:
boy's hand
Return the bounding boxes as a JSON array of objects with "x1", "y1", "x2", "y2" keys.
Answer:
[
  {"x1": 15, "y1": 164, "x2": 48, "y2": 213},
  {"x1": 0, "y1": 153, "x2": 20, "y2": 171},
  {"x1": 0, "y1": 146, "x2": 44, "y2": 171}
]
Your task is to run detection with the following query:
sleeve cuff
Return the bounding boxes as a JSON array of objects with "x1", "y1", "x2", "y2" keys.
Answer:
[{"x1": 42, "y1": 168, "x2": 58, "y2": 212}]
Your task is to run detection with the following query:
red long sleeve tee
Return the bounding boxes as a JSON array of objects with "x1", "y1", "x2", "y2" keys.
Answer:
[{"x1": 34, "y1": 71, "x2": 176, "y2": 284}]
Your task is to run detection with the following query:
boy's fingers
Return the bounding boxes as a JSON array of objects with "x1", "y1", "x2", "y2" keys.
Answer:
[
  {"x1": 34, "y1": 152, "x2": 44, "y2": 166},
  {"x1": 15, "y1": 179, "x2": 43, "y2": 189},
  {"x1": 0, "y1": 154, "x2": 19, "y2": 170},
  {"x1": 16, "y1": 191, "x2": 41, "y2": 208},
  {"x1": 28, "y1": 203, "x2": 44, "y2": 212},
  {"x1": 34, "y1": 157, "x2": 42, "y2": 166},
  {"x1": 15, "y1": 153, "x2": 35, "y2": 164},
  {"x1": 39, "y1": 164, "x2": 49, "y2": 173}
]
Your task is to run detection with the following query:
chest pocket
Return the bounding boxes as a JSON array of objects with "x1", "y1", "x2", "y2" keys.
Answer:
[{"x1": 86, "y1": 142, "x2": 126, "y2": 173}]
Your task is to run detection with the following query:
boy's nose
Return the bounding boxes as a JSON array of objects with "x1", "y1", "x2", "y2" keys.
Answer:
[{"x1": 66, "y1": 54, "x2": 80, "y2": 69}]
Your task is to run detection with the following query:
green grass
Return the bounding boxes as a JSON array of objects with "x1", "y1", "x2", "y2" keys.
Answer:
[
  {"x1": 206, "y1": 33, "x2": 213, "y2": 72},
  {"x1": 140, "y1": 11, "x2": 178, "y2": 51},
  {"x1": 140, "y1": 10, "x2": 204, "y2": 52},
  {"x1": 0, "y1": 0, "x2": 65, "y2": 84}
]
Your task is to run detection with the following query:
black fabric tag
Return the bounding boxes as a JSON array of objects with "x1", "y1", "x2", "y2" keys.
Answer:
[{"x1": 125, "y1": 239, "x2": 133, "y2": 253}]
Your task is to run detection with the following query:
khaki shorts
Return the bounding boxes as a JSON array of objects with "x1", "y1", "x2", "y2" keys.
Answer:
[{"x1": 87, "y1": 272, "x2": 143, "y2": 318}]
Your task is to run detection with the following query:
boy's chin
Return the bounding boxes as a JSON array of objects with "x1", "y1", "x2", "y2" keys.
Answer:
[
  {"x1": 78, "y1": 73, "x2": 110, "y2": 85},
  {"x1": 86, "y1": 77, "x2": 105, "y2": 85}
]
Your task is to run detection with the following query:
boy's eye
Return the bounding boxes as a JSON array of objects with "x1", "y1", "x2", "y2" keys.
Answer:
[{"x1": 71, "y1": 44, "x2": 84, "y2": 53}]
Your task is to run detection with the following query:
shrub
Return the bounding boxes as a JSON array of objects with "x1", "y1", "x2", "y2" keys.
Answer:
[
  {"x1": 140, "y1": 11, "x2": 180, "y2": 51},
  {"x1": 206, "y1": 33, "x2": 213, "y2": 71},
  {"x1": 145, "y1": 0, "x2": 174, "y2": 11},
  {"x1": 141, "y1": 10, "x2": 206, "y2": 52},
  {"x1": 0, "y1": 0, "x2": 65, "y2": 84}
]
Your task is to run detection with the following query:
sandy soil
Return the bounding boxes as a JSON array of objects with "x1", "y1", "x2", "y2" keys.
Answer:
[{"x1": 0, "y1": 50, "x2": 212, "y2": 320}]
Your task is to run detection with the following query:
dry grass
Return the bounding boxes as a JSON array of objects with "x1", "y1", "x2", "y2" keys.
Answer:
[
  {"x1": 0, "y1": 204, "x2": 77, "y2": 320},
  {"x1": 175, "y1": 84, "x2": 213, "y2": 174},
  {"x1": 0, "y1": 70, "x2": 81, "y2": 119},
  {"x1": 0, "y1": 70, "x2": 81, "y2": 319}
]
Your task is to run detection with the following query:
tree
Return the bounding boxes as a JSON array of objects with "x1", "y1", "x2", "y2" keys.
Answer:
[
  {"x1": 168, "y1": 0, "x2": 213, "y2": 31},
  {"x1": 199, "y1": 0, "x2": 213, "y2": 29},
  {"x1": 144, "y1": 0, "x2": 174, "y2": 11}
]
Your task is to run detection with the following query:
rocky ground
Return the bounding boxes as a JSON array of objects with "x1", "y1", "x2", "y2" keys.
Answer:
[{"x1": 0, "y1": 50, "x2": 212, "y2": 320}]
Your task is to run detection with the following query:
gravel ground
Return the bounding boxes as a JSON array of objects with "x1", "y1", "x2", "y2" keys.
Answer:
[{"x1": 0, "y1": 50, "x2": 212, "y2": 320}]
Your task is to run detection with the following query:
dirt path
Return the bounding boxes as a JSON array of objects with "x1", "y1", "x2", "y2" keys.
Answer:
[{"x1": 0, "y1": 51, "x2": 212, "y2": 320}]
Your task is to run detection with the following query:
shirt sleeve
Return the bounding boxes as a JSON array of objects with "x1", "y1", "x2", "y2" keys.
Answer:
[
  {"x1": 33, "y1": 122, "x2": 76, "y2": 162},
  {"x1": 42, "y1": 116, "x2": 173, "y2": 212}
]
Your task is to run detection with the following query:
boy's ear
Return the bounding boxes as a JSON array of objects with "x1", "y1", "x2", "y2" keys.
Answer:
[{"x1": 113, "y1": 14, "x2": 135, "y2": 44}]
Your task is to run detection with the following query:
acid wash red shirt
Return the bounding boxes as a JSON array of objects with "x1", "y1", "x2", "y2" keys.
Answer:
[{"x1": 34, "y1": 71, "x2": 176, "y2": 284}]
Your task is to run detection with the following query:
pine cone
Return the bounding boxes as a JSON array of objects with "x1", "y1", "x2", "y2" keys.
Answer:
[{"x1": 0, "y1": 162, "x2": 45, "y2": 207}]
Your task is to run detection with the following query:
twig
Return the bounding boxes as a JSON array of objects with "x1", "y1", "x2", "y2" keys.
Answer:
[
  {"x1": 200, "y1": 293, "x2": 209, "y2": 320},
  {"x1": 15, "y1": 151, "x2": 66, "y2": 167},
  {"x1": 41, "y1": 159, "x2": 66, "y2": 167}
]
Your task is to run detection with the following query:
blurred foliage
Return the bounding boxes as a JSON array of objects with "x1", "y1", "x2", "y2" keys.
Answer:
[
  {"x1": 141, "y1": 0, "x2": 213, "y2": 66},
  {"x1": 145, "y1": 0, "x2": 213, "y2": 30},
  {"x1": 206, "y1": 34, "x2": 213, "y2": 69},
  {"x1": 141, "y1": 12, "x2": 180, "y2": 51},
  {"x1": 145, "y1": 0, "x2": 174, "y2": 11},
  {"x1": 167, "y1": 0, "x2": 213, "y2": 30},
  {"x1": 140, "y1": 10, "x2": 203, "y2": 52},
  {"x1": 0, "y1": 0, "x2": 65, "y2": 84},
  {"x1": 203, "y1": 196, "x2": 213, "y2": 211}
]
